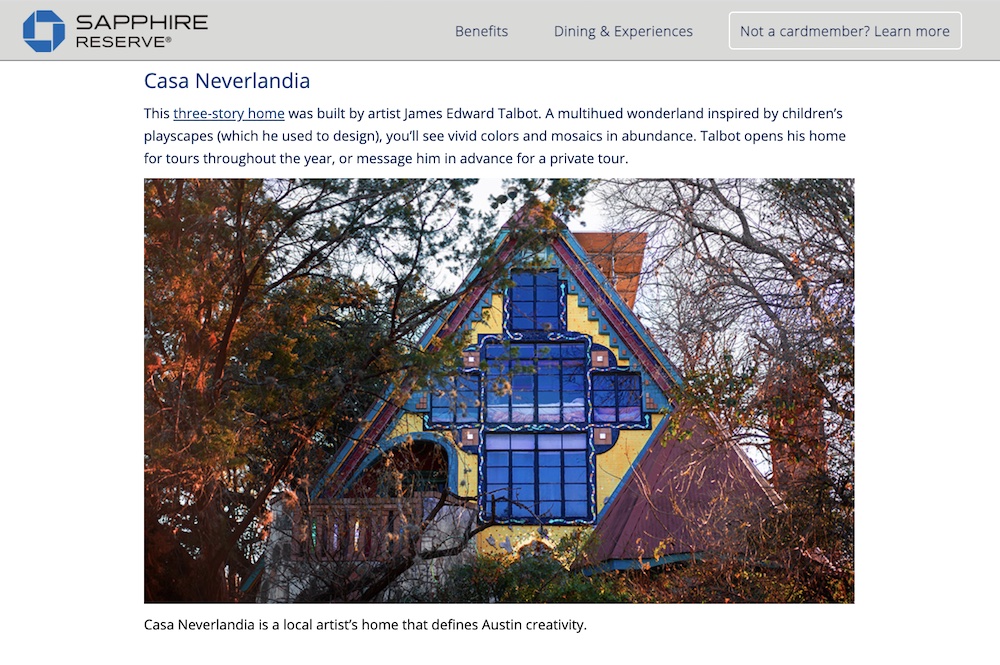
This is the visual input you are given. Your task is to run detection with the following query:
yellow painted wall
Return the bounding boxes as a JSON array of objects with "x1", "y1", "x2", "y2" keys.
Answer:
[
  {"x1": 595, "y1": 413, "x2": 664, "y2": 513},
  {"x1": 566, "y1": 293, "x2": 611, "y2": 348},
  {"x1": 455, "y1": 448, "x2": 478, "y2": 497},
  {"x1": 474, "y1": 293, "x2": 504, "y2": 335},
  {"x1": 388, "y1": 412, "x2": 425, "y2": 440},
  {"x1": 388, "y1": 285, "x2": 657, "y2": 556},
  {"x1": 474, "y1": 292, "x2": 655, "y2": 554}
]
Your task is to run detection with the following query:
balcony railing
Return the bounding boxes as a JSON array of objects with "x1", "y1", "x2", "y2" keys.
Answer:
[{"x1": 292, "y1": 493, "x2": 470, "y2": 562}]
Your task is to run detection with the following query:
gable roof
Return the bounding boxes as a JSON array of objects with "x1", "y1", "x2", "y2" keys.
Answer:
[
  {"x1": 315, "y1": 205, "x2": 682, "y2": 494},
  {"x1": 591, "y1": 415, "x2": 780, "y2": 566},
  {"x1": 313, "y1": 204, "x2": 778, "y2": 554}
]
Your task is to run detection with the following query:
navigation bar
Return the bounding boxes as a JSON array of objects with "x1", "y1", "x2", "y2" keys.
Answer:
[{"x1": 2, "y1": 1, "x2": 996, "y2": 60}]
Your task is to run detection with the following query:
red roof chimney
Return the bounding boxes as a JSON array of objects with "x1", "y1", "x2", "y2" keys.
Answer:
[{"x1": 573, "y1": 232, "x2": 647, "y2": 309}]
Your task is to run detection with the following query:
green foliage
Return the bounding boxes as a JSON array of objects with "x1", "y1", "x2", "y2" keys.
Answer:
[
  {"x1": 144, "y1": 178, "x2": 591, "y2": 602},
  {"x1": 434, "y1": 533, "x2": 633, "y2": 603},
  {"x1": 144, "y1": 179, "x2": 502, "y2": 601},
  {"x1": 491, "y1": 178, "x2": 591, "y2": 222}
]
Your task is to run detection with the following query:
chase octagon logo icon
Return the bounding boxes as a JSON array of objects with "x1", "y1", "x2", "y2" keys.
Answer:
[{"x1": 24, "y1": 10, "x2": 65, "y2": 52}]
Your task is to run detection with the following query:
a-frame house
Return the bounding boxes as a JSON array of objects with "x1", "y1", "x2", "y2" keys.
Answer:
[{"x1": 259, "y1": 205, "x2": 777, "y2": 600}]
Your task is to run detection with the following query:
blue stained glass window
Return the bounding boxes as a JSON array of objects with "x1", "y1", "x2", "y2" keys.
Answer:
[
  {"x1": 482, "y1": 433, "x2": 589, "y2": 522},
  {"x1": 428, "y1": 373, "x2": 481, "y2": 425},
  {"x1": 485, "y1": 343, "x2": 587, "y2": 424},
  {"x1": 509, "y1": 271, "x2": 562, "y2": 331},
  {"x1": 592, "y1": 373, "x2": 643, "y2": 423}
]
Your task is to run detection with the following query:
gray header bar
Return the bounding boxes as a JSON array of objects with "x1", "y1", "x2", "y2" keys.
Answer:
[{"x1": 4, "y1": 1, "x2": 998, "y2": 60}]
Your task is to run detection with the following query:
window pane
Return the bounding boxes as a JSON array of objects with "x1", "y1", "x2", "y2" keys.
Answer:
[
  {"x1": 512, "y1": 467, "x2": 535, "y2": 483},
  {"x1": 538, "y1": 391, "x2": 560, "y2": 407},
  {"x1": 539, "y1": 484, "x2": 562, "y2": 500},
  {"x1": 538, "y1": 501, "x2": 560, "y2": 517},
  {"x1": 595, "y1": 407, "x2": 616, "y2": 422},
  {"x1": 537, "y1": 316, "x2": 559, "y2": 330},
  {"x1": 511, "y1": 504, "x2": 531, "y2": 518},
  {"x1": 593, "y1": 374, "x2": 614, "y2": 392},
  {"x1": 512, "y1": 272, "x2": 534, "y2": 287},
  {"x1": 489, "y1": 498, "x2": 511, "y2": 519},
  {"x1": 538, "y1": 451, "x2": 561, "y2": 466},
  {"x1": 512, "y1": 484, "x2": 534, "y2": 501},
  {"x1": 512, "y1": 451, "x2": 534, "y2": 466},
  {"x1": 481, "y1": 432, "x2": 591, "y2": 523},
  {"x1": 564, "y1": 373, "x2": 585, "y2": 392},
  {"x1": 486, "y1": 451, "x2": 509, "y2": 465},
  {"x1": 620, "y1": 382, "x2": 641, "y2": 407},
  {"x1": 538, "y1": 406, "x2": 560, "y2": 423},
  {"x1": 511, "y1": 374, "x2": 533, "y2": 393},
  {"x1": 510, "y1": 434, "x2": 534, "y2": 449},
  {"x1": 487, "y1": 406, "x2": 509, "y2": 422},
  {"x1": 564, "y1": 389, "x2": 586, "y2": 409},
  {"x1": 511, "y1": 406, "x2": 533, "y2": 422},
  {"x1": 485, "y1": 344, "x2": 506, "y2": 359},
  {"x1": 538, "y1": 357, "x2": 559, "y2": 371},
  {"x1": 619, "y1": 406, "x2": 642, "y2": 422},
  {"x1": 538, "y1": 376, "x2": 559, "y2": 402},
  {"x1": 485, "y1": 482, "x2": 508, "y2": 497},
  {"x1": 512, "y1": 287, "x2": 534, "y2": 303},
  {"x1": 485, "y1": 434, "x2": 509, "y2": 449},
  {"x1": 455, "y1": 401, "x2": 475, "y2": 420},
  {"x1": 536, "y1": 290, "x2": 559, "y2": 306},
  {"x1": 535, "y1": 271, "x2": 558, "y2": 287},
  {"x1": 594, "y1": 390, "x2": 616, "y2": 407},
  {"x1": 539, "y1": 467, "x2": 560, "y2": 483},
  {"x1": 487, "y1": 467, "x2": 509, "y2": 484},
  {"x1": 537, "y1": 435, "x2": 563, "y2": 450},
  {"x1": 508, "y1": 271, "x2": 563, "y2": 331},
  {"x1": 619, "y1": 374, "x2": 641, "y2": 392}
]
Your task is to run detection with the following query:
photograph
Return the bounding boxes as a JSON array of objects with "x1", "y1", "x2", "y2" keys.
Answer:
[{"x1": 145, "y1": 178, "x2": 854, "y2": 604}]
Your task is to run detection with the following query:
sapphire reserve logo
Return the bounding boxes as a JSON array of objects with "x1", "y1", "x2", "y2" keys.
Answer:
[{"x1": 24, "y1": 10, "x2": 65, "y2": 52}]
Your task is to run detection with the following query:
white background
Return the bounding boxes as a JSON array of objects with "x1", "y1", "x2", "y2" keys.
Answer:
[{"x1": 2, "y1": 60, "x2": 996, "y2": 661}]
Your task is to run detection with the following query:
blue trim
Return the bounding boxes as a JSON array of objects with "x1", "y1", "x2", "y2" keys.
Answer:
[
  {"x1": 478, "y1": 431, "x2": 595, "y2": 525},
  {"x1": 558, "y1": 229, "x2": 685, "y2": 387},
  {"x1": 594, "y1": 412, "x2": 673, "y2": 522},
  {"x1": 240, "y1": 560, "x2": 264, "y2": 593},
  {"x1": 341, "y1": 433, "x2": 461, "y2": 495},
  {"x1": 313, "y1": 212, "x2": 688, "y2": 505},
  {"x1": 582, "y1": 552, "x2": 703, "y2": 575},
  {"x1": 311, "y1": 395, "x2": 394, "y2": 500}
]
